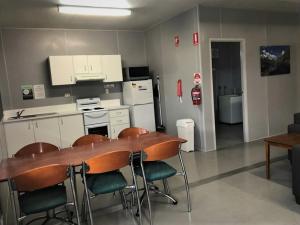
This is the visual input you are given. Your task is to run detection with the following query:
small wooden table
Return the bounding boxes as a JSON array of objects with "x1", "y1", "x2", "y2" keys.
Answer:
[{"x1": 264, "y1": 133, "x2": 300, "y2": 179}]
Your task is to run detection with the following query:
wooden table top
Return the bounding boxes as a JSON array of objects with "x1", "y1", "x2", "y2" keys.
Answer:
[
  {"x1": 0, "y1": 132, "x2": 186, "y2": 182},
  {"x1": 264, "y1": 133, "x2": 300, "y2": 148}
]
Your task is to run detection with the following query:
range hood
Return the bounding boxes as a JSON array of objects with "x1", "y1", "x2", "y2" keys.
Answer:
[{"x1": 75, "y1": 74, "x2": 105, "y2": 82}]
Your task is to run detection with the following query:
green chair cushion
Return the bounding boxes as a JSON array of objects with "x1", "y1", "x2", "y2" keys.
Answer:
[
  {"x1": 19, "y1": 185, "x2": 67, "y2": 215},
  {"x1": 135, "y1": 161, "x2": 177, "y2": 182},
  {"x1": 86, "y1": 171, "x2": 127, "y2": 195}
]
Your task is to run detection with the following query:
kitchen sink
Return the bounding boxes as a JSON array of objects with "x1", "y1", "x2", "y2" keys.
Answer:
[{"x1": 8, "y1": 112, "x2": 58, "y2": 120}]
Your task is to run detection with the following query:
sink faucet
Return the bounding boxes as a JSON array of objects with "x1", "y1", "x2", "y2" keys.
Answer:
[{"x1": 16, "y1": 109, "x2": 25, "y2": 119}]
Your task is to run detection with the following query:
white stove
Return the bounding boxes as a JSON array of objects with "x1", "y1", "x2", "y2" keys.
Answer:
[{"x1": 76, "y1": 98, "x2": 110, "y2": 137}]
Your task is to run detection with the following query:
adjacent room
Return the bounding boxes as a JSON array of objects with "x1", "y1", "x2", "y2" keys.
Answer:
[
  {"x1": 0, "y1": 1, "x2": 300, "y2": 225},
  {"x1": 211, "y1": 41, "x2": 244, "y2": 149}
]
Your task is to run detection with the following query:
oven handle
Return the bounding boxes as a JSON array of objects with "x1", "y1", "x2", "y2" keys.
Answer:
[{"x1": 85, "y1": 113, "x2": 107, "y2": 119}]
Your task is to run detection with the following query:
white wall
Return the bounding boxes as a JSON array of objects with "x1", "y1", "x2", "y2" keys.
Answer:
[{"x1": 199, "y1": 7, "x2": 299, "y2": 150}]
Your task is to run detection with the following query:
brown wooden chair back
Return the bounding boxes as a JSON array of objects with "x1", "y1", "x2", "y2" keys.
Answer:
[
  {"x1": 13, "y1": 164, "x2": 69, "y2": 192},
  {"x1": 72, "y1": 134, "x2": 109, "y2": 147},
  {"x1": 143, "y1": 140, "x2": 181, "y2": 161},
  {"x1": 84, "y1": 151, "x2": 131, "y2": 174},
  {"x1": 118, "y1": 127, "x2": 149, "y2": 139},
  {"x1": 15, "y1": 142, "x2": 59, "y2": 158}
]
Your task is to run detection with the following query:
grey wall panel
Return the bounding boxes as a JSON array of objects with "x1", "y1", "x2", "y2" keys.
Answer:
[
  {"x1": 65, "y1": 30, "x2": 118, "y2": 55},
  {"x1": 2, "y1": 28, "x2": 69, "y2": 109},
  {"x1": 147, "y1": 8, "x2": 203, "y2": 150},
  {"x1": 118, "y1": 31, "x2": 147, "y2": 67},
  {"x1": 0, "y1": 28, "x2": 146, "y2": 110}
]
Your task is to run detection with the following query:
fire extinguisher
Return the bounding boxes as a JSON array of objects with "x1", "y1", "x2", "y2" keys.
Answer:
[
  {"x1": 177, "y1": 79, "x2": 183, "y2": 103},
  {"x1": 191, "y1": 84, "x2": 201, "y2": 105}
]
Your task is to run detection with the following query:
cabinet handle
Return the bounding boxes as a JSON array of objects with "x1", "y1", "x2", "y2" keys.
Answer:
[
  {"x1": 35, "y1": 122, "x2": 38, "y2": 128},
  {"x1": 90, "y1": 65, "x2": 93, "y2": 71}
]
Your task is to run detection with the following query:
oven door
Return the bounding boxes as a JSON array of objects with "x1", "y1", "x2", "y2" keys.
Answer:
[{"x1": 85, "y1": 123, "x2": 110, "y2": 137}]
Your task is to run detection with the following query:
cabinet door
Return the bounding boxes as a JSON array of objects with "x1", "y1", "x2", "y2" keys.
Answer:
[
  {"x1": 73, "y1": 55, "x2": 88, "y2": 74},
  {"x1": 110, "y1": 123, "x2": 129, "y2": 139},
  {"x1": 87, "y1": 55, "x2": 102, "y2": 74},
  {"x1": 102, "y1": 55, "x2": 123, "y2": 82},
  {"x1": 4, "y1": 121, "x2": 35, "y2": 157},
  {"x1": 59, "y1": 114, "x2": 84, "y2": 148},
  {"x1": 49, "y1": 56, "x2": 75, "y2": 85},
  {"x1": 33, "y1": 117, "x2": 61, "y2": 147}
]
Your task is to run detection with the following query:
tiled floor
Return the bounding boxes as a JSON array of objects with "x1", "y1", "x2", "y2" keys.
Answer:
[
  {"x1": 18, "y1": 140, "x2": 300, "y2": 225},
  {"x1": 216, "y1": 123, "x2": 244, "y2": 149}
]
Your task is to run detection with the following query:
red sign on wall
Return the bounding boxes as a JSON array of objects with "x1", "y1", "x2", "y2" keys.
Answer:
[
  {"x1": 194, "y1": 72, "x2": 201, "y2": 84},
  {"x1": 193, "y1": 32, "x2": 199, "y2": 46},
  {"x1": 174, "y1": 35, "x2": 179, "y2": 47}
]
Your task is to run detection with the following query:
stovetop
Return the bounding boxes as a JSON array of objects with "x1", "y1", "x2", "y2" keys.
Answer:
[{"x1": 76, "y1": 98, "x2": 107, "y2": 113}]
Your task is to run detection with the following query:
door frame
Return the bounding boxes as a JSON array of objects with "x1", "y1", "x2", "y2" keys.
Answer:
[{"x1": 208, "y1": 38, "x2": 249, "y2": 150}]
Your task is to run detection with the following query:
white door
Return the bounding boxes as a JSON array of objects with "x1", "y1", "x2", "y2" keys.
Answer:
[
  {"x1": 49, "y1": 56, "x2": 75, "y2": 85},
  {"x1": 87, "y1": 55, "x2": 102, "y2": 74},
  {"x1": 33, "y1": 117, "x2": 61, "y2": 147},
  {"x1": 4, "y1": 121, "x2": 35, "y2": 157},
  {"x1": 131, "y1": 104, "x2": 156, "y2": 131},
  {"x1": 59, "y1": 114, "x2": 85, "y2": 148},
  {"x1": 73, "y1": 55, "x2": 88, "y2": 74},
  {"x1": 111, "y1": 123, "x2": 129, "y2": 139},
  {"x1": 102, "y1": 55, "x2": 123, "y2": 82}
]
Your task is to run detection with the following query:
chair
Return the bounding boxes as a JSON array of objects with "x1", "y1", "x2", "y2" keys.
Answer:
[
  {"x1": 135, "y1": 140, "x2": 191, "y2": 225},
  {"x1": 14, "y1": 142, "x2": 59, "y2": 158},
  {"x1": 118, "y1": 127, "x2": 149, "y2": 139},
  {"x1": 9, "y1": 164, "x2": 80, "y2": 225},
  {"x1": 287, "y1": 113, "x2": 300, "y2": 162},
  {"x1": 81, "y1": 150, "x2": 142, "y2": 225},
  {"x1": 72, "y1": 134, "x2": 110, "y2": 147}
]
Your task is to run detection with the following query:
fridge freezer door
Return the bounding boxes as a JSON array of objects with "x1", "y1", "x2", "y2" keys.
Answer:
[
  {"x1": 123, "y1": 80, "x2": 153, "y2": 105},
  {"x1": 130, "y1": 104, "x2": 156, "y2": 131}
]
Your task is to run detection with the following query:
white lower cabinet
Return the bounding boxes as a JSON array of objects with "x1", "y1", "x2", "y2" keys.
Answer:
[
  {"x1": 33, "y1": 117, "x2": 61, "y2": 148},
  {"x1": 59, "y1": 114, "x2": 84, "y2": 148},
  {"x1": 109, "y1": 109, "x2": 130, "y2": 139},
  {"x1": 4, "y1": 114, "x2": 84, "y2": 157},
  {"x1": 4, "y1": 120, "x2": 35, "y2": 157}
]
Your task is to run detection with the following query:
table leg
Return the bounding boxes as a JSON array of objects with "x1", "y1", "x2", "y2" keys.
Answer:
[{"x1": 265, "y1": 142, "x2": 270, "y2": 179}]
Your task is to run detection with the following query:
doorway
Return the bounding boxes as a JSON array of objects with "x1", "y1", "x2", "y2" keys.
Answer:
[{"x1": 210, "y1": 41, "x2": 245, "y2": 149}]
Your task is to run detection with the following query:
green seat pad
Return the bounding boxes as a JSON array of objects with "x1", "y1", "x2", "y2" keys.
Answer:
[
  {"x1": 19, "y1": 185, "x2": 67, "y2": 215},
  {"x1": 135, "y1": 161, "x2": 177, "y2": 182},
  {"x1": 86, "y1": 171, "x2": 127, "y2": 195}
]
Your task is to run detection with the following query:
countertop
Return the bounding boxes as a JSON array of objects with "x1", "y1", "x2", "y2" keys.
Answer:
[{"x1": 3, "y1": 104, "x2": 130, "y2": 124}]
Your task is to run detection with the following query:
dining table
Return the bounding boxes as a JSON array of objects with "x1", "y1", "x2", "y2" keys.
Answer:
[{"x1": 0, "y1": 132, "x2": 186, "y2": 182}]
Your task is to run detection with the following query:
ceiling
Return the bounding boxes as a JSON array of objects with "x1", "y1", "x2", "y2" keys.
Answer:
[{"x1": 0, "y1": 0, "x2": 299, "y2": 30}]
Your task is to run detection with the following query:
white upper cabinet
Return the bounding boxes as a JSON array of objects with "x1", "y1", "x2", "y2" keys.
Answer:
[
  {"x1": 49, "y1": 54, "x2": 123, "y2": 85},
  {"x1": 73, "y1": 55, "x2": 89, "y2": 74},
  {"x1": 102, "y1": 55, "x2": 123, "y2": 82},
  {"x1": 49, "y1": 56, "x2": 75, "y2": 85},
  {"x1": 87, "y1": 55, "x2": 102, "y2": 74}
]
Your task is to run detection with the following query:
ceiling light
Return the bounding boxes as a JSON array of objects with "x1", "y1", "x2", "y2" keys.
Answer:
[
  {"x1": 59, "y1": 0, "x2": 130, "y2": 8},
  {"x1": 58, "y1": 6, "x2": 132, "y2": 16}
]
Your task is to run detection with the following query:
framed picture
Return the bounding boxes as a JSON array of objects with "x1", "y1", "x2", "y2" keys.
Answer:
[{"x1": 260, "y1": 45, "x2": 290, "y2": 76}]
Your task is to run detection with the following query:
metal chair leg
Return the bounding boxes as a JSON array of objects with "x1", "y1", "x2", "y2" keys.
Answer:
[
  {"x1": 119, "y1": 190, "x2": 128, "y2": 209},
  {"x1": 83, "y1": 174, "x2": 94, "y2": 225},
  {"x1": 81, "y1": 194, "x2": 87, "y2": 222},
  {"x1": 8, "y1": 180, "x2": 19, "y2": 225},
  {"x1": 178, "y1": 151, "x2": 191, "y2": 212},
  {"x1": 140, "y1": 160, "x2": 153, "y2": 225},
  {"x1": 70, "y1": 167, "x2": 81, "y2": 225},
  {"x1": 130, "y1": 159, "x2": 142, "y2": 225},
  {"x1": 162, "y1": 179, "x2": 170, "y2": 195}
]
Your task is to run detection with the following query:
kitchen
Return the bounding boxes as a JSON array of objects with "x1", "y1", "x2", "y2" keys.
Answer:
[{"x1": 1, "y1": 0, "x2": 300, "y2": 225}]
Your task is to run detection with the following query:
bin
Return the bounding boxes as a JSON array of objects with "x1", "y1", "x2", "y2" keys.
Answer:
[{"x1": 176, "y1": 119, "x2": 195, "y2": 152}]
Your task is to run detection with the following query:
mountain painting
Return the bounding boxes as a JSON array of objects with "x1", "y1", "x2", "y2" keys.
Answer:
[{"x1": 260, "y1": 45, "x2": 290, "y2": 76}]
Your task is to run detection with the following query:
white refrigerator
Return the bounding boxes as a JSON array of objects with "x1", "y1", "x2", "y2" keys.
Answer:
[{"x1": 123, "y1": 79, "x2": 156, "y2": 131}]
